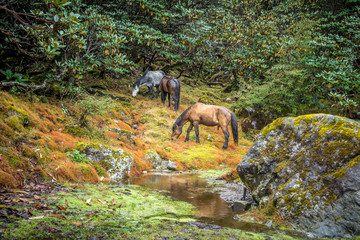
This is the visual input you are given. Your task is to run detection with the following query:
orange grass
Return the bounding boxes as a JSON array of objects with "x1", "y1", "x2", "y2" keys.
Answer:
[
  {"x1": 0, "y1": 80, "x2": 252, "y2": 184},
  {"x1": 54, "y1": 161, "x2": 100, "y2": 183},
  {"x1": 116, "y1": 120, "x2": 132, "y2": 131},
  {"x1": 105, "y1": 131, "x2": 119, "y2": 141},
  {"x1": 0, "y1": 156, "x2": 20, "y2": 187}
]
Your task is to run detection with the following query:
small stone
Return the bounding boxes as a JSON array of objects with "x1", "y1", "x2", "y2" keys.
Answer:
[
  {"x1": 167, "y1": 161, "x2": 177, "y2": 171},
  {"x1": 231, "y1": 201, "x2": 251, "y2": 211},
  {"x1": 266, "y1": 220, "x2": 273, "y2": 228}
]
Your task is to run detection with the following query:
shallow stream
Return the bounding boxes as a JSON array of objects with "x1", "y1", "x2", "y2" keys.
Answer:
[{"x1": 130, "y1": 172, "x2": 270, "y2": 233}]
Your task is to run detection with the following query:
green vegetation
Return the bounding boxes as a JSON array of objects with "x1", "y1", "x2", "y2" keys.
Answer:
[
  {"x1": 3, "y1": 183, "x2": 299, "y2": 240},
  {"x1": 0, "y1": 0, "x2": 359, "y2": 119},
  {"x1": 0, "y1": 0, "x2": 359, "y2": 238}
]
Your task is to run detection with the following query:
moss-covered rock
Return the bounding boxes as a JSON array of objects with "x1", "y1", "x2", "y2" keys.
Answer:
[
  {"x1": 77, "y1": 142, "x2": 134, "y2": 182},
  {"x1": 144, "y1": 149, "x2": 163, "y2": 169},
  {"x1": 237, "y1": 114, "x2": 360, "y2": 238},
  {"x1": 144, "y1": 149, "x2": 178, "y2": 170},
  {"x1": 109, "y1": 128, "x2": 135, "y2": 144}
]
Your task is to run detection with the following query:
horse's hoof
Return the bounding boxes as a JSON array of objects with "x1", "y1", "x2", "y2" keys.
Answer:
[{"x1": 222, "y1": 146, "x2": 228, "y2": 149}]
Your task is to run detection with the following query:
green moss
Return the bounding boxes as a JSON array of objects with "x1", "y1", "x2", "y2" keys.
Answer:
[
  {"x1": 8, "y1": 105, "x2": 29, "y2": 117},
  {"x1": 109, "y1": 128, "x2": 135, "y2": 142},
  {"x1": 4, "y1": 115, "x2": 25, "y2": 131},
  {"x1": 3, "y1": 183, "x2": 298, "y2": 240},
  {"x1": 65, "y1": 125, "x2": 91, "y2": 137},
  {"x1": 173, "y1": 143, "x2": 223, "y2": 169},
  {"x1": 76, "y1": 141, "x2": 102, "y2": 151},
  {"x1": 198, "y1": 91, "x2": 222, "y2": 105},
  {"x1": 260, "y1": 117, "x2": 286, "y2": 136},
  {"x1": 65, "y1": 125, "x2": 105, "y2": 139},
  {"x1": 140, "y1": 113, "x2": 152, "y2": 124},
  {"x1": 79, "y1": 163, "x2": 92, "y2": 175}
]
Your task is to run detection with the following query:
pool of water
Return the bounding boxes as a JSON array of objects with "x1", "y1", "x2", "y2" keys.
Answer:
[{"x1": 130, "y1": 172, "x2": 270, "y2": 233}]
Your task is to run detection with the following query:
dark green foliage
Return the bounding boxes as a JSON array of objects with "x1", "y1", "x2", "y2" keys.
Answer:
[
  {"x1": 67, "y1": 149, "x2": 90, "y2": 163},
  {"x1": 0, "y1": 0, "x2": 359, "y2": 118}
]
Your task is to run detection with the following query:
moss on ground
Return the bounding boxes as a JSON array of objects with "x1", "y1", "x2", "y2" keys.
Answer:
[{"x1": 2, "y1": 183, "x2": 300, "y2": 240}]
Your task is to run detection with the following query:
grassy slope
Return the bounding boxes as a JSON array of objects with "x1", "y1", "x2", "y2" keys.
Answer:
[{"x1": 0, "y1": 74, "x2": 252, "y2": 186}]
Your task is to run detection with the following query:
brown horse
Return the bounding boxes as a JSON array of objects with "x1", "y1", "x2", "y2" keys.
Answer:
[
  {"x1": 171, "y1": 103, "x2": 238, "y2": 149},
  {"x1": 159, "y1": 76, "x2": 180, "y2": 112}
]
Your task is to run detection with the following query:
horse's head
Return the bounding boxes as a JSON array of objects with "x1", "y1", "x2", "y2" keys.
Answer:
[
  {"x1": 171, "y1": 123, "x2": 182, "y2": 140},
  {"x1": 132, "y1": 84, "x2": 139, "y2": 97}
]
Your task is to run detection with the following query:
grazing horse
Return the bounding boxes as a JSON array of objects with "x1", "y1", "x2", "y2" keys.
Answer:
[
  {"x1": 132, "y1": 70, "x2": 165, "y2": 99},
  {"x1": 171, "y1": 103, "x2": 238, "y2": 149},
  {"x1": 160, "y1": 76, "x2": 180, "y2": 112}
]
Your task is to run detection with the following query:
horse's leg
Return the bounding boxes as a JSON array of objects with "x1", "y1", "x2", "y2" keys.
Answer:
[
  {"x1": 185, "y1": 123, "x2": 193, "y2": 142},
  {"x1": 168, "y1": 93, "x2": 171, "y2": 108},
  {"x1": 148, "y1": 85, "x2": 154, "y2": 99},
  {"x1": 161, "y1": 91, "x2": 166, "y2": 104},
  {"x1": 171, "y1": 93, "x2": 176, "y2": 109},
  {"x1": 194, "y1": 123, "x2": 200, "y2": 143},
  {"x1": 155, "y1": 85, "x2": 160, "y2": 98},
  {"x1": 220, "y1": 125, "x2": 230, "y2": 149}
]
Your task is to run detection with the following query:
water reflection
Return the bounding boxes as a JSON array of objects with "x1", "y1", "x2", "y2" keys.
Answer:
[{"x1": 130, "y1": 172, "x2": 268, "y2": 232}]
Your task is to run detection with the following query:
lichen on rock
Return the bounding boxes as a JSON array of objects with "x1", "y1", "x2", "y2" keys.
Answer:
[
  {"x1": 237, "y1": 114, "x2": 360, "y2": 238},
  {"x1": 77, "y1": 142, "x2": 134, "y2": 182},
  {"x1": 144, "y1": 149, "x2": 178, "y2": 171}
]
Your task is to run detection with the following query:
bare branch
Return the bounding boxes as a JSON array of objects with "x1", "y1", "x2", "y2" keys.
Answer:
[
  {"x1": 0, "y1": 5, "x2": 53, "y2": 30},
  {"x1": 0, "y1": 72, "x2": 65, "y2": 89}
]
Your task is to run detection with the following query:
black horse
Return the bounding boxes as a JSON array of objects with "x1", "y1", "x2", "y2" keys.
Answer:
[
  {"x1": 132, "y1": 70, "x2": 165, "y2": 99},
  {"x1": 160, "y1": 76, "x2": 180, "y2": 112}
]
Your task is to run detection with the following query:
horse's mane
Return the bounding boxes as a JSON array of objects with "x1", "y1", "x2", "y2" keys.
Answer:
[{"x1": 174, "y1": 105, "x2": 191, "y2": 127}]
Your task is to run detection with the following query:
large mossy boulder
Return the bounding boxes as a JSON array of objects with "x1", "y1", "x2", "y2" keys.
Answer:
[
  {"x1": 237, "y1": 114, "x2": 360, "y2": 238},
  {"x1": 77, "y1": 143, "x2": 133, "y2": 182}
]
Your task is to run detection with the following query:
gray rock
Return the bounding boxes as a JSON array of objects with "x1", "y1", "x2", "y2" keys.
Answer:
[
  {"x1": 237, "y1": 114, "x2": 360, "y2": 238},
  {"x1": 231, "y1": 201, "x2": 251, "y2": 211},
  {"x1": 78, "y1": 143, "x2": 133, "y2": 182},
  {"x1": 144, "y1": 150, "x2": 177, "y2": 171},
  {"x1": 266, "y1": 220, "x2": 273, "y2": 228},
  {"x1": 167, "y1": 160, "x2": 177, "y2": 171},
  {"x1": 144, "y1": 150, "x2": 165, "y2": 170}
]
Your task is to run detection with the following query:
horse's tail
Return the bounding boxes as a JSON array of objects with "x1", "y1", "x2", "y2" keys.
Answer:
[
  {"x1": 230, "y1": 112, "x2": 238, "y2": 144},
  {"x1": 173, "y1": 79, "x2": 180, "y2": 112}
]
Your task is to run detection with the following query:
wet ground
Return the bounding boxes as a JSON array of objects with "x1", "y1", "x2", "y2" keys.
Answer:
[{"x1": 130, "y1": 172, "x2": 270, "y2": 233}]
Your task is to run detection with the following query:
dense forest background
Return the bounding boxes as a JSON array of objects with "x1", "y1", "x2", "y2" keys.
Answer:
[{"x1": 1, "y1": 0, "x2": 359, "y2": 120}]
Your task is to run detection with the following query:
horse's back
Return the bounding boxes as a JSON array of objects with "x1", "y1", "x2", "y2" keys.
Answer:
[
  {"x1": 190, "y1": 103, "x2": 231, "y2": 125},
  {"x1": 141, "y1": 70, "x2": 165, "y2": 85},
  {"x1": 151, "y1": 71, "x2": 166, "y2": 85},
  {"x1": 160, "y1": 76, "x2": 172, "y2": 92},
  {"x1": 168, "y1": 78, "x2": 180, "y2": 91}
]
